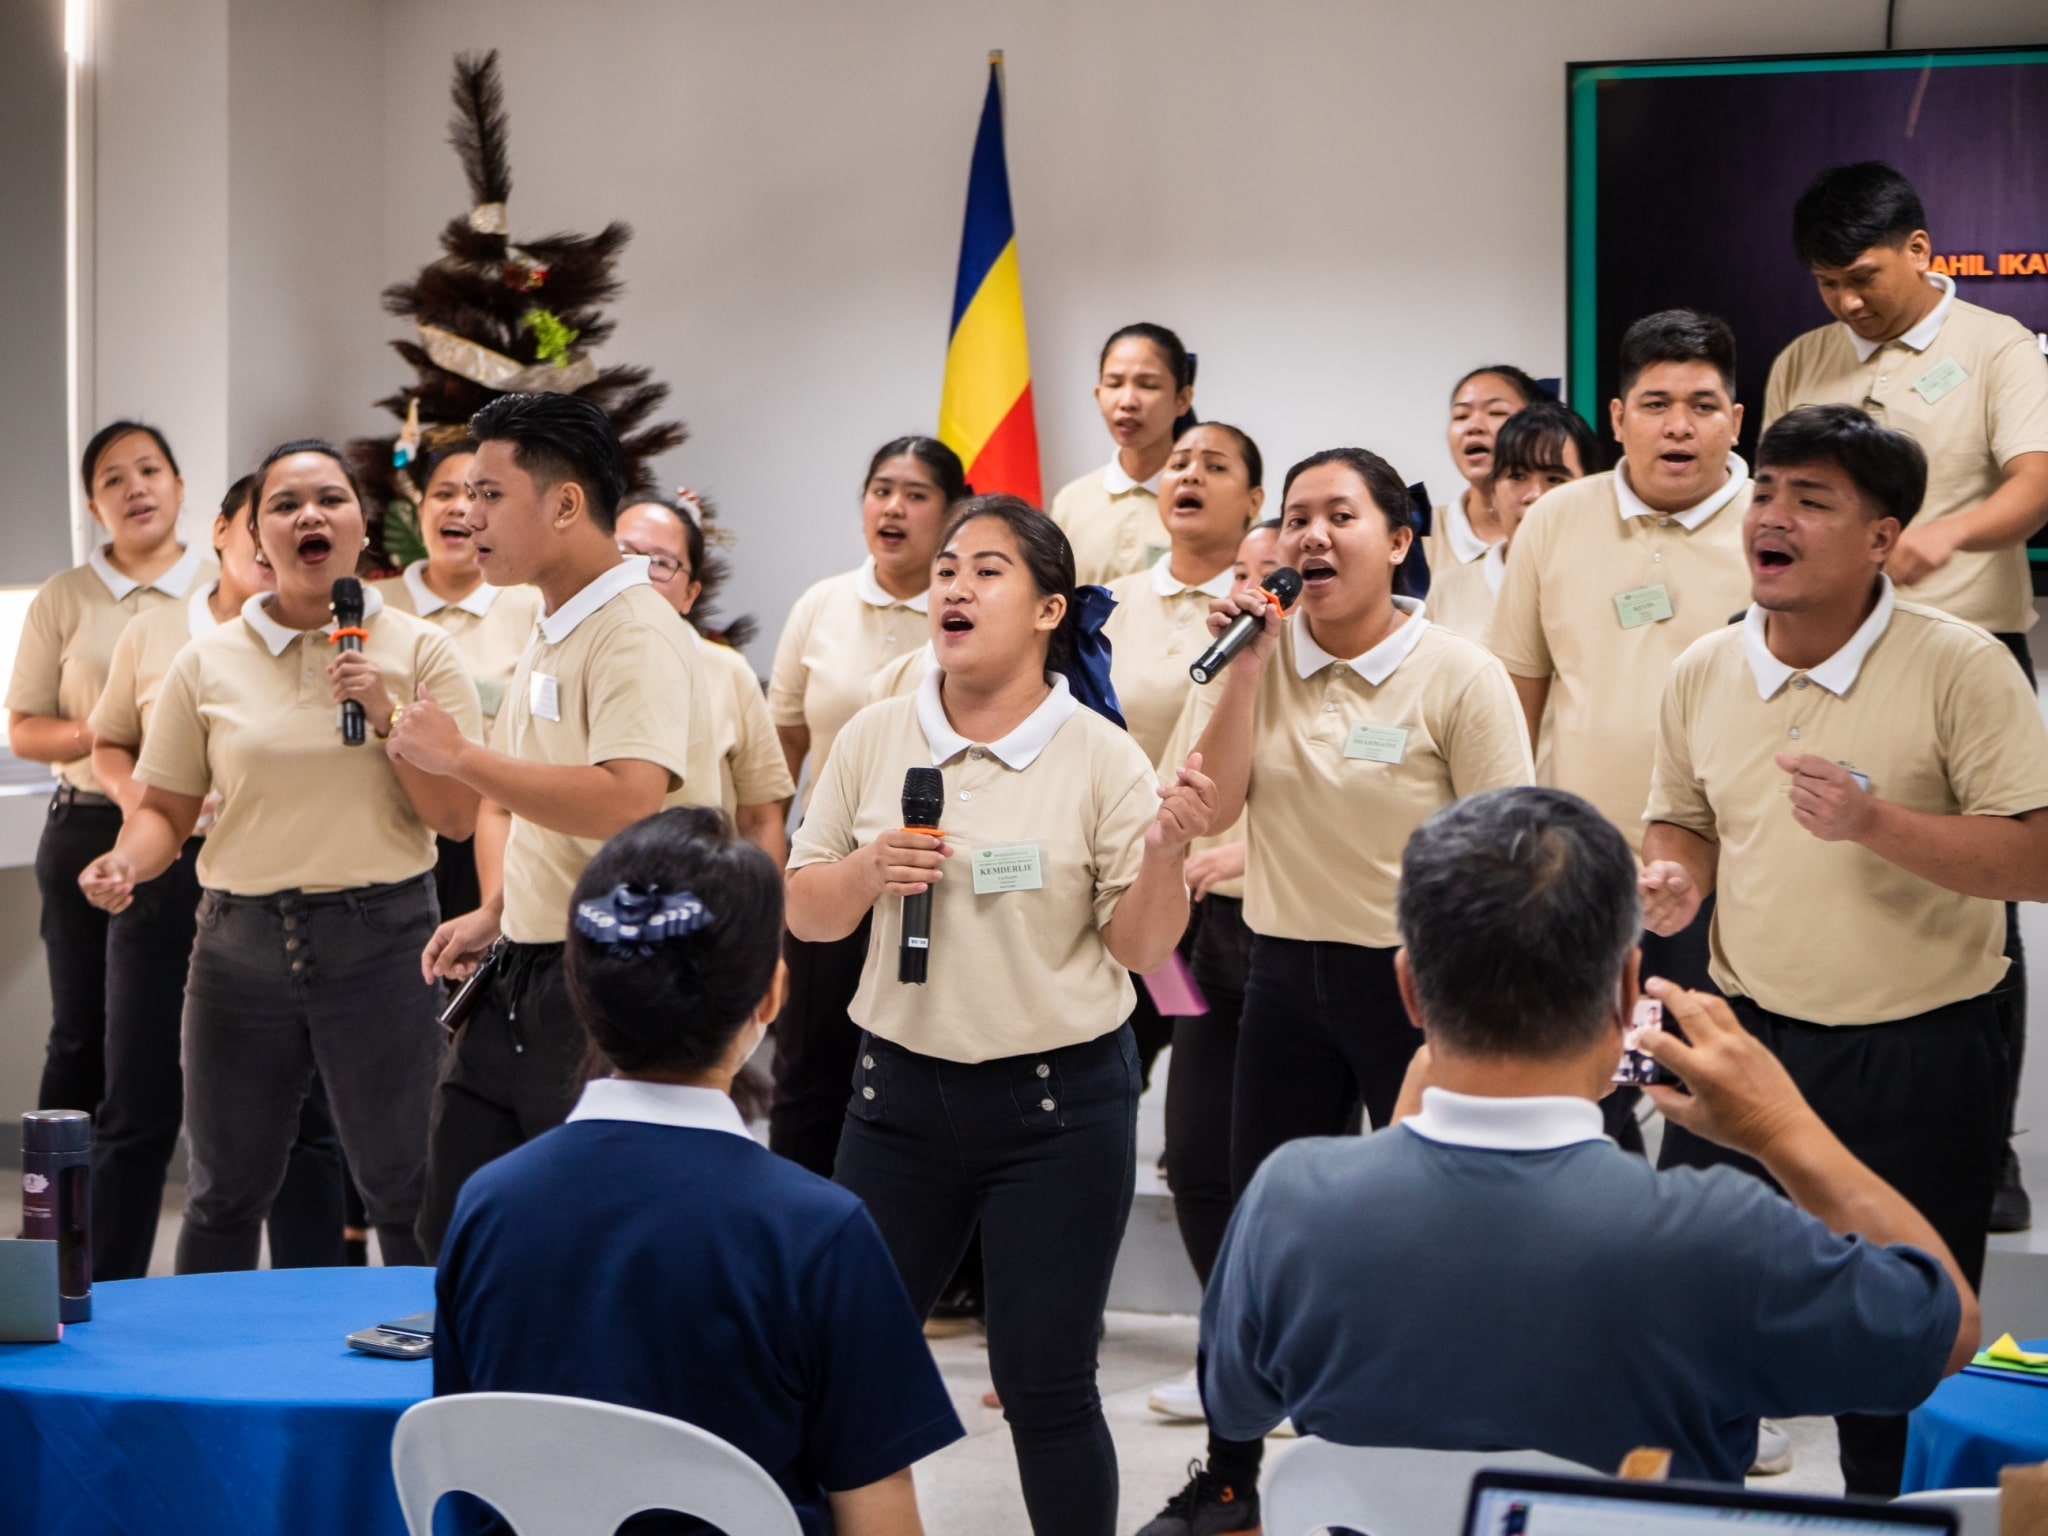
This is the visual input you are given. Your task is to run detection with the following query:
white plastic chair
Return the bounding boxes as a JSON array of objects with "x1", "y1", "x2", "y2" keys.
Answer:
[
  {"x1": 1895, "y1": 1487, "x2": 2000, "y2": 1536},
  {"x1": 391, "y1": 1392, "x2": 803, "y2": 1536},
  {"x1": 1262, "y1": 1440, "x2": 1599, "y2": 1536}
]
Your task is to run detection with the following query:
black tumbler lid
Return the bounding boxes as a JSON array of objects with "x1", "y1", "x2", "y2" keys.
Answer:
[{"x1": 22, "y1": 1109, "x2": 91, "y2": 1153}]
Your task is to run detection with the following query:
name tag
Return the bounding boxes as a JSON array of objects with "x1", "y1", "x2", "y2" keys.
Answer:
[
  {"x1": 475, "y1": 678, "x2": 504, "y2": 718},
  {"x1": 1913, "y1": 356, "x2": 1968, "y2": 406},
  {"x1": 1614, "y1": 583, "x2": 1674, "y2": 629},
  {"x1": 1343, "y1": 723, "x2": 1409, "y2": 764},
  {"x1": 529, "y1": 672, "x2": 561, "y2": 721},
  {"x1": 971, "y1": 843, "x2": 1044, "y2": 895},
  {"x1": 1141, "y1": 542, "x2": 1170, "y2": 571}
]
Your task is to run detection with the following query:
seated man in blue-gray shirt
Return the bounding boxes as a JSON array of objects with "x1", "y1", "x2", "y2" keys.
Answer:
[{"x1": 1201, "y1": 786, "x2": 1978, "y2": 1485}]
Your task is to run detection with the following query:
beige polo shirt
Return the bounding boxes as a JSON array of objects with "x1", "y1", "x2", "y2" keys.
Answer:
[
  {"x1": 769, "y1": 559, "x2": 929, "y2": 813},
  {"x1": 8, "y1": 545, "x2": 213, "y2": 793},
  {"x1": 1423, "y1": 496, "x2": 1502, "y2": 643},
  {"x1": 1648, "y1": 581, "x2": 2048, "y2": 1024},
  {"x1": 381, "y1": 562, "x2": 545, "y2": 719},
  {"x1": 680, "y1": 631, "x2": 796, "y2": 816},
  {"x1": 1765, "y1": 274, "x2": 2048, "y2": 635},
  {"x1": 494, "y1": 560, "x2": 700, "y2": 944},
  {"x1": 1244, "y1": 604, "x2": 1534, "y2": 947},
  {"x1": 1159, "y1": 679, "x2": 1248, "y2": 901},
  {"x1": 1051, "y1": 461, "x2": 1170, "y2": 588},
  {"x1": 1487, "y1": 465, "x2": 1753, "y2": 855},
  {"x1": 89, "y1": 582, "x2": 220, "y2": 748},
  {"x1": 136, "y1": 588, "x2": 482, "y2": 895},
  {"x1": 1102, "y1": 556, "x2": 1235, "y2": 765},
  {"x1": 790, "y1": 672, "x2": 1159, "y2": 1063}
]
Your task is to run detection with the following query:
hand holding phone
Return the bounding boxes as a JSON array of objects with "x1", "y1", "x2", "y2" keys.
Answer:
[{"x1": 1612, "y1": 998, "x2": 1682, "y2": 1087}]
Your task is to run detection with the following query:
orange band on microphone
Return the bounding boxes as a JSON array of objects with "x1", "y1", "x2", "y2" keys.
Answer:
[
  {"x1": 898, "y1": 825, "x2": 945, "y2": 839},
  {"x1": 329, "y1": 628, "x2": 370, "y2": 644}
]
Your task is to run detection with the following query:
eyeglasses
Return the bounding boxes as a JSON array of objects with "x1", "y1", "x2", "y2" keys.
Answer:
[{"x1": 617, "y1": 541, "x2": 686, "y2": 583}]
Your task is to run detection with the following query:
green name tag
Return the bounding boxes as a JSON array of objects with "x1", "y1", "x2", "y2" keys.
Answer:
[
  {"x1": 1913, "y1": 356, "x2": 1968, "y2": 406},
  {"x1": 475, "y1": 678, "x2": 504, "y2": 718},
  {"x1": 1614, "y1": 583, "x2": 1675, "y2": 629},
  {"x1": 971, "y1": 843, "x2": 1044, "y2": 895},
  {"x1": 1343, "y1": 723, "x2": 1409, "y2": 764}
]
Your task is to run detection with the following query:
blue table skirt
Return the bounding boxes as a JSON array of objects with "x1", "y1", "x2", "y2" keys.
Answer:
[
  {"x1": 0, "y1": 1268, "x2": 436, "y2": 1536},
  {"x1": 1904, "y1": 1339, "x2": 2048, "y2": 1493}
]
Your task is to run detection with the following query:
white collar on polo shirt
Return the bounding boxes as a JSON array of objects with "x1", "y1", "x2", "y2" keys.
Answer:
[
  {"x1": 856, "y1": 556, "x2": 931, "y2": 613},
  {"x1": 242, "y1": 583, "x2": 386, "y2": 658},
  {"x1": 403, "y1": 560, "x2": 499, "y2": 619},
  {"x1": 1742, "y1": 575, "x2": 1895, "y2": 701},
  {"x1": 1401, "y1": 1087, "x2": 1607, "y2": 1151},
  {"x1": 1441, "y1": 495, "x2": 1490, "y2": 565},
  {"x1": 1849, "y1": 272, "x2": 1956, "y2": 363},
  {"x1": 916, "y1": 666, "x2": 1078, "y2": 770},
  {"x1": 1482, "y1": 542, "x2": 1506, "y2": 596},
  {"x1": 1293, "y1": 598, "x2": 1429, "y2": 684},
  {"x1": 539, "y1": 556, "x2": 650, "y2": 644},
  {"x1": 187, "y1": 581, "x2": 220, "y2": 640},
  {"x1": 88, "y1": 542, "x2": 205, "y2": 602},
  {"x1": 567, "y1": 1077, "x2": 752, "y2": 1140},
  {"x1": 1150, "y1": 554, "x2": 1236, "y2": 600},
  {"x1": 1615, "y1": 454, "x2": 1748, "y2": 533},
  {"x1": 1103, "y1": 459, "x2": 1161, "y2": 497}
]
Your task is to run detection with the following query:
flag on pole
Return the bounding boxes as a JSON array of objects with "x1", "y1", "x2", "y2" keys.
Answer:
[{"x1": 938, "y1": 53, "x2": 1041, "y2": 506}]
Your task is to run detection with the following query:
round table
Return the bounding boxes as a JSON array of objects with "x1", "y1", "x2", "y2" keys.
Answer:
[
  {"x1": 0, "y1": 1267, "x2": 436, "y2": 1536},
  {"x1": 1904, "y1": 1341, "x2": 2048, "y2": 1493}
]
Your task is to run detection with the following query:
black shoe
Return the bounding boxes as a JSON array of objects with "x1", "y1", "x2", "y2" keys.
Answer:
[
  {"x1": 1134, "y1": 1461, "x2": 1261, "y2": 1536},
  {"x1": 1992, "y1": 1144, "x2": 2032, "y2": 1233}
]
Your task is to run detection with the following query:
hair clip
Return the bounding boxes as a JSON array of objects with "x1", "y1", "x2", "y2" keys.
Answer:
[{"x1": 573, "y1": 884, "x2": 713, "y2": 951}]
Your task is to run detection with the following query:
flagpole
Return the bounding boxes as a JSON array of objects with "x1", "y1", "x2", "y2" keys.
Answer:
[{"x1": 989, "y1": 48, "x2": 1005, "y2": 123}]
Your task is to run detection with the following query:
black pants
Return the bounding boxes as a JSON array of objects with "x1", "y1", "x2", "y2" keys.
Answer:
[
  {"x1": 1164, "y1": 896, "x2": 1253, "y2": 1286},
  {"x1": 835, "y1": 1026, "x2": 1139, "y2": 1536},
  {"x1": 92, "y1": 838, "x2": 344, "y2": 1279},
  {"x1": 1230, "y1": 936, "x2": 1415, "y2": 1198},
  {"x1": 767, "y1": 921, "x2": 869, "y2": 1176},
  {"x1": 1659, "y1": 990, "x2": 2007, "y2": 1497},
  {"x1": 1996, "y1": 631, "x2": 2034, "y2": 1143},
  {"x1": 417, "y1": 941, "x2": 584, "y2": 1260},
  {"x1": 33, "y1": 793, "x2": 121, "y2": 1114}
]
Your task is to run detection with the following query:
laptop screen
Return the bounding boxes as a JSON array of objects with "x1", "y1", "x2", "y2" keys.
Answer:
[{"x1": 1467, "y1": 1475, "x2": 1956, "y2": 1536}]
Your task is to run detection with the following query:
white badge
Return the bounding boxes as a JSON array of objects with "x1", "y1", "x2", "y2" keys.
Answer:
[
  {"x1": 1343, "y1": 723, "x2": 1409, "y2": 764},
  {"x1": 971, "y1": 843, "x2": 1044, "y2": 895},
  {"x1": 529, "y1": 672, "x2": 561, "y2": 722}
]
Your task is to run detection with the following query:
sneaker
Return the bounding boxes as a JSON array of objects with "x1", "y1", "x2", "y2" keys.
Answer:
[
  {"x1": 1148, "y1": 1369, "x2": 1207, "y2": 1422},
  {"x1": 1134, "y1": 1461, "x2": 1261, "y2": 1536},
  {"x1": 1992, "y1": 1144, "x2": 2033, "y2": 1233},
  {"x1": 922, "y1": 1280, "x2": 983, "y2": 1340},
  {"x1": 1749, "y1": 1419, "x2": 1793, "y2": 1477}
]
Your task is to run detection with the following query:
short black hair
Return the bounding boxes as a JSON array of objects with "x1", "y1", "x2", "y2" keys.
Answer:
[
  {"x1": 1450, "y1": 364, "x2": 1545, "y2": 409},
  {"x1": 1175, "y1": 420, "x2": 1264, "y2": 491},
  {"x1": 1793, "y1": 162, "x2": 1928, "y2": 272},
  {"x1": 1757, "y1": 403, "x2": 1928, "y2": 525},
  {"x1": 564, "y1": 807, "x2": 784, "y2": 1077},
  {"x1": 81, "y1": 420, "x2": 181, "y2": 496},
  {"x1": 1398, "y1": 788, "x2": 1639, "y2": 1060},
  {"x1": 1490, "y1": 400, "x2": 1604, "y2": 484},
  {"x1": 468, "y1": 392, "x2": 629, "y2": 532},
  {"x1": 1616, "y1": 309, "x2": 1737, "y2": 400}
]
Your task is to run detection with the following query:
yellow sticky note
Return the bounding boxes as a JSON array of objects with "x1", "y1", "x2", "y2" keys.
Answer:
[{"x1": 1988, "y1": 1333, "x2": 2048, "y2": 1366}]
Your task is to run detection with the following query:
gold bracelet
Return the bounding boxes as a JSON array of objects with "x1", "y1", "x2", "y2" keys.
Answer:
[{"x1": 376, "y1": 704, "x2": 405, "y2": 741}]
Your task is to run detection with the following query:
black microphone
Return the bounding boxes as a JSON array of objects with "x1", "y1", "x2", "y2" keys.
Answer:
[
  {"x1": 331, "y1": 577, "x2": 367, "y2": 747},
  {"x1": 1189, "y1": 567, "x2": 1302, "y2": 684},
  {"x1": 898, "y1": 766, "x2": 944, "y2": 985}
]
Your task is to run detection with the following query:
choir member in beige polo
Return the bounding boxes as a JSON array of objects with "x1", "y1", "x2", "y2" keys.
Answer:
[
  {"x1": 789, "y1": 497, "x2": 1214, "y2": 1536},
  {"x1": 1423, "y1": 365, "x2": 1541, "y2": 641},
  {"x1": 764, "y1": 435, "x2": 965, "y2": 1175},
  {"x1": 384, "y1": 395, "x2": 699, "y2": 1258},
  {"x1": 79, "y1": 439, "x2": 482, "y2": 1274},
  {"x1": 1050, "y1": 323, "x2": 1196, "y2": 587},
  {"x1": 8, "y1": 421, "x2": 213, "y2": 1119},
  {"x1": 1640, "y1": 405, "x2": 2048, "y2": 1497}
]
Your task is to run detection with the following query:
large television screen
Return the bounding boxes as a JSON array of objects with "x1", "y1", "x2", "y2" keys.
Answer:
[{"x1": 1567, "y1": 45, "x2": 2048, "y2": 582}]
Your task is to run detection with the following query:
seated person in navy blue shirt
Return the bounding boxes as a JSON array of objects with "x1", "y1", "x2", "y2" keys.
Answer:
[
  {"x1": 1201, "y1": 787, "x2": 1979, "y2": 1486},
  {"x1": 435, "y1": 806, "x2": 964, "y2": 1536}
]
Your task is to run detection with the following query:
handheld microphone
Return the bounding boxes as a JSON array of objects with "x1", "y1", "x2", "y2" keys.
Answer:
[
  {"x1": 898, "y1": 766, "x2": 945, "y2": 985},
  {"x1": 331, "y1": 577, "x2": 367, "y2": 747},
  {"x1": 1189, "y1": 567, "x2": 1302, "y2": 684}
]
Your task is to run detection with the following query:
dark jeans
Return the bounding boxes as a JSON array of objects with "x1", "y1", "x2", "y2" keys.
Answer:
[
  {"x1": 1230, "y1": 936, "x2": 1415, "y2": 1198},
  {"x1": 768, "y1": 921, "x2": 869, "y2": 1176},
  {"x1": 92, "y1": 838, "x2": 344, "y2": 1279},
  {"x1": 417, "y1": 941, "x2": 584, "y2": 1261},
  {"x1": 835, "y1": 1026, "x2": 1139, "y2": 1536},
  {"x1": 1659, "y1": 990, "x2": 2007, "y2": 1497},
  {"x1": 1996, "y1": 630, "x2": 2034, "y2": 1142},
  {"x1": 33, "y1": 793, "x2": 121, "y2": 1113},
  {"x1": 177, "y1": 875, "x2": 442, "y2": 1274},
  {"x1": 1164, "y1": 896, "x2": 1253, "y2": 1286}
]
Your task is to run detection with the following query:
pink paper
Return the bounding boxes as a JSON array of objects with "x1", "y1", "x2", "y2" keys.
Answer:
[{"x1": 1141, "y1": 952, "x2": 1209, "y2": 1017}]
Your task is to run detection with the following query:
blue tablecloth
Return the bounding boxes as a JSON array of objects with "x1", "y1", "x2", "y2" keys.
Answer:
[
  {"x1": 1904, "y1": 1338, "x2": 2048, "y2": 1493},
  {"x1": 0, "y1": 1267, "x2": 436, "y2": 1536}
]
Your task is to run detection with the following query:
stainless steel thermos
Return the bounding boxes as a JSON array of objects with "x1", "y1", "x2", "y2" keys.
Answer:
[{"x1": 21, "y1": 1110, "x2": 91, "y2": 1323}]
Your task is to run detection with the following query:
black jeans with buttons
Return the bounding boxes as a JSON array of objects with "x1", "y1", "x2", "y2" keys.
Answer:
[{"x1": 835, "y1": 1024, "x2": 1140, "y2": 1536}]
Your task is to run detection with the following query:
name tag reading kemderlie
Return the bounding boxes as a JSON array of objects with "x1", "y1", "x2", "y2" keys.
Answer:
[
  {"x1": 529, "y1": 672, "x2": 561, "y2": 721},
  {"x1": 1913, "y1": 356, "x2": 1968, "y2": 406},
  {"x1": 1614, "y1": 583, "x2": 1674, "y2": 629},
  {"x1": 1343, "y1": 724, "x2": 1408, "y2": 764},
  {"x1": 971, "y1": 843, "x2": 1044, "y2": 895}
]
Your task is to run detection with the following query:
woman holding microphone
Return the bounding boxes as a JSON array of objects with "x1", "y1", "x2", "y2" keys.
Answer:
[
  {"x1": 80, "y1": 439, "x2": 482, "y2": 1271},
  {"x1": 766, "y1": 436, "x2": 964, "y2": 1173},
  {"x1": 788, "y1": 498, "x2": 1215, "y2": 1536}
]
